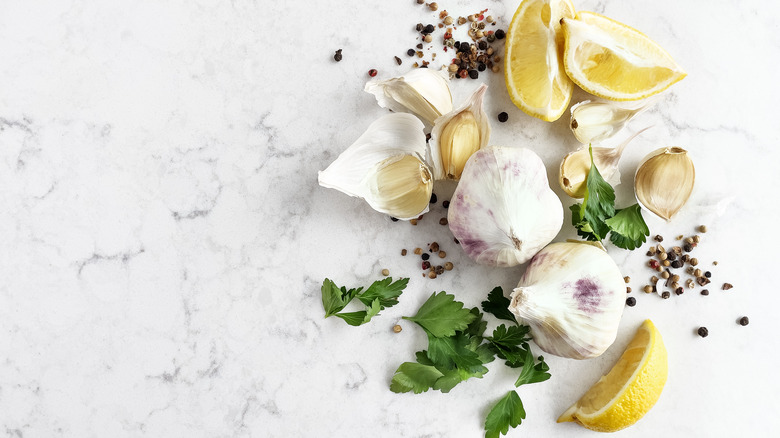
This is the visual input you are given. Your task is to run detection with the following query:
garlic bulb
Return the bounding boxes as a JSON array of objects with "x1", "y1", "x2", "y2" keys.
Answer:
[
  {"x1": 448, "y1": 146, "x2": 562, "y2": 267},
  {"x1": 365, "y1": 68, "x2": 453, "y2": 126},
  {"x1": 569, "y1": 99, "x2": 655, "y2": 144},
  {"x1": 559, "y1": 127, "x2": 651, "y2": 198},
  {"x1": 508, "y1": 241, "x2": 625, "y2": 360},
  {"x1": 429, "y1": 84, "x2": 491, "y2": 180},
  {"x1": 318, "y1": 113, "x2": 432, "y2": 220},
  {"x1": 635, "y1": 146, "x2": 695, "y2": 221}
]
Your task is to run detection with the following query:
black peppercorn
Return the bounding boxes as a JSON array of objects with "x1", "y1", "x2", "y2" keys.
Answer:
[
  {"x1": 495, "y1": 29, "x2": 506, "y2": 39},
  {"x1": 430, "y1": 193, "x2": 438, "y2": 204},
  {"x1": 738, "y1": 316, "x2": 749, "y2": 326},
  {"x1": 421, "y1": 253, "x2": 430, "y2": 261},
  {"x1": 697, "y1": 327, "x2": 708, "y2": 337},
  {"x1": 704, "y1": 271, "x2": 711, "y2": 278},
  {"x1": 439, "y1": 217, "x2": 448, "y2": 225},
  {"x1": 478, "y1": 40, "x2": 488, "y2": 50},
  {"x1": 498, "y1": 112, "x2": 509, "y2": 123},
  {"x1": 626, "y1": 297, "x2": 636, "y2": 307},
  {"x1": 416, "y1": 23, "x2": 424, "y2": 32},
  {"x1": 667, "y1": 251, "x2": 677, "y2": 261},
  {"x1": 390, "y1": 217, "x2": 399, "y2": 222},
  {"x1": 675, "y1": 287, "x2": 684, "y2": 295},
  {"x1": 653, "y1": 235, "x2": 663, "y2": 242},
  {"x1": 453, "y1": 41, "x2": 461, "y2": 50},
  {"x1": 443, "y1": 200, "x2": 450, "y2": 208},
  {"x1": 661, "y1": 291, "x2": 670, "y2": 299},
  {"x1": 700, "y1": 289, "x2": 709, "y2": 296},
  {"x1": 459, "y1": 43, "x2": 471, "y2": 53},
  {"x1": 671, "y1": 260, "x2": 682, "y2": 269},
  {"x1": 423, "y1": 24, "x2": 435, "y2": 34},
  {"x1": 468, "y1": 70, "x2": 479, "y2": 79},
  {"x1": 478, "y1": 63, "x2": 486, "y2": 71},
  {"x1": 683, "y1": 244, "x2": 693, "y2": 252},
  {"x1": 333, "y1": 49, "x2": 343, "y2": 62},
  {"x1": 407, "y1": 48, "x2": 416, "y2": 56}
]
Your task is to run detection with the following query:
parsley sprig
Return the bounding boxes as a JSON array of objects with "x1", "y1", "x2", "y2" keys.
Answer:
[
  {"x1": 321, "y1": 277, "x2": 408, "y2": 326},
  {"x1": 391, "y1": 287, "x2": 550, "y2": 438},
  {"x1": 570, "y1": 145, "x2": 650, "y2": 250}
]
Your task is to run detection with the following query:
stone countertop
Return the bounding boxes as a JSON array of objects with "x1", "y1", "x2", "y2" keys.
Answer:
[{"x1": 1, "y1": 0, "x2": 778, "y2": 436}]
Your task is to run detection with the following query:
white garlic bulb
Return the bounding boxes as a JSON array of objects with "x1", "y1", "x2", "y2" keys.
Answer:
[
  {"x1": 318, "y1": 113, "x2": 432, "y2": 220},
  {"x1": 447, "y1": 146, "x2": 562, "y2": 267},
  {"x1": 508, "y1": 241, "x2": 625, "y2": 360},
  {"x1": 429, "y1": 84, "x2": 491, "y2": 181},
  {"x1": 365, "y1": 68, "x2": 453, "y2": 127},
  {"x1": 569, "y1": 99, "x2": 655, "y2": 144}
]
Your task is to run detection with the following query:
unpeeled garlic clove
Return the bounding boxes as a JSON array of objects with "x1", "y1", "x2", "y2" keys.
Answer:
[
  {"x1": 559, "y1": 127, "x2": 651, "y2": 198},
  {"x1": 429, "y1": 84, "x2": 491, "y2": 180},
  {"x1": 634, "y1": 146, "x2": 695, "y2": 221},
  {"x1": 318, "y1": 113, "x2": 432, "y2": 220},
  {"x1": 365, "y1": 68, "x2": 453, "y2": 127},
  {"x1": 569, "y1": 98, "x2": 656, "y2": 144}
]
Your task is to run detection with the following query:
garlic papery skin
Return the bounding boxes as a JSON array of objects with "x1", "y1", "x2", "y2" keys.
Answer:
[
  {"x1": 569, "y1": 99, "x2": 654, "y2": 144},
  {"x1": 318, "y1": 113, "x2": 432, "y2": 220},
  {"x1": 508, "y1": 241, "x2": 625, "y2": 360},
  {"x1": 448, "y1": 146, "x2": 562, "y2": 267},
  {"x1": 429, "y1": 84, "x2": 491, "y2": 180},
  {"x1": 559, "y1": 127, "x2": 651, "y2": 198},
  {"x1": 634, "y1": 146, "x2": 695, "y2": 221},
  {"x1": 364, "y1": 68, "x2": 453, "y2": 126}
]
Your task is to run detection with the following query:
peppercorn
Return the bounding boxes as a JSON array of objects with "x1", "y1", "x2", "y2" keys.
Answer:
[
  {"x1": 671, "y1": 274, "x2": 680, "y2": 283},
  {"x1": 416, "y1": 23, "x2": 424, "y2": 32},
  {"x1": 454, "y1": 238, "x2": 459, "y2": 244},
  {"x1": 643, "y1": 285, "x2": 653, "y2": 293},
  {"x1": 424, "y1": 34, "x2": 433, "y2": 43},
  {"x1": 675, "y1": 287, "x2": 684, "y2": 295},
  {"x1": 414, "y1": 248, "x2": 422, "y2": 255},
  {"x1": 394, "y1": 56, "x2": 402, "y2": 65},
  {"x1": 430, "y1": 242, "x2": 439, "y2": 252},
  {"x1": 439, "y1": 218, "x2": 448, "y2": 225},
  {"x1": 401, "y1": 249, "x2": 407, "y2": 256},
  {"x1": 652, "y1": 235, "x2": 663, "y2": 242},
  {"x1": 626, "y1": 287, "x2": 632, "y2": 293},
  {"x1": 685, "y1": 237, "x2": 694, "y2": 245},
  {"x1": 681, "y1": 254, "x2": 690, "y2": 262},
  {"x1": 667, "y1": 251, "x2": 677, "y2": 261},
  {"x1": 429, "y1": 2, "x2": 438, "y2": 11},
  {"x1": 468, "y1": 70, "x2": 479, "y2": 79},
  {"x1": 391, "y1": 217, "x2": 399, "y2": 222},
  {"x1": 683, "y1": 244, "x2": 693, "y2": 252},
  {"x1": 468, "y1": 14, "x2": 476, "y2": 22},
  {"x1": 686, "y1": 279, "x2": 695, "y2": 289},
  {"x1": 491, "y1": 65, "x2": 499, "y2": 73},
  {"x1": 722, "y1": 283, "x2": 733, "y2": 290},
  {"x1": 694, "y1": 268, "x2": 703, "y2": 277},
  {"x1": 382, "y1": 269, "x2": 390, "y2": 276},
  {"x1": 662, "y1": 260, "x2": 670, "y2": 267},
  {"x1": 690, "y1": 258, "x2": 698, "y2": 266},
  {"x1": 498, "y1": 112, "x2": 508, "y2": 123},
  {"x1": 423, "y1": 24, "x2": 435, "y2": 34},
  {"x1": 442, "y1": 200, "x2": 450, "y2": 208},
  {"x1": 458, "y1": 69, "x2": 468, "y2": 79},
  {"x1": 661, "y1": 271, "x2": 670, "y2": 279},
  {"x1": 693, "y1": 235, "x2": 700, "y2": 243},
  {"x1": 699, "y1": 225, "x2": 708, "y2": 233},
  {"x1": 495, "y1": 29, "x2": 506, "y2": 39},
  {"x1": 700, "y1": 289, "x2": 709, "y2": 295},
  {"x1": 486, "y1": 15, "x2": 494, "y2": 23},
  {"x1": 444, "y1": 16, "x2": 453, "y2": 25},
  {"x1": 626, "y1": 297, "x2": 636, "y2": 307},
  {"x1": 458, "y1": 16, "x2": 467, "y2": 25},
  {"x1": 661, "y1": 291, "x2": 671, "y2": 299},
  {"x1": 487, "y1": 34, "x2": 496, "y2": 43},
  {"x1": 649, "y1": 259, "x2": 660, "y2": 269},
  {"x1": 393, "y1": 324, "x2": 402, "y2": 333},
  {"x1": 478, "y1": 63, "x2": 486, "y2": 72},
  {"x1": 448, "y1": 63, "x2": 458, "y2": 73},
  {"x1": 624, "y1": 276, "x2": 631, "y2": 283},
  {"x1": 459, "y1": 43, "x2": 471, "y2": 53},
  {"x1": 696, "y1": 277, "x2": 710, "y2": 287},
  {"x1": 421, "y1": 253, "x2": 430, "y2": 261},
  {"x1": 416, "y1": 0, "x2": 424, "y2": 4},
  {"x1": 738, "y1": 316, "x2": 749, "y2": 326},
  {"x1": 704, "y1": 271, "x2": 711, "y2": 278},
  {"x1": 410, "y1": 219, "x2": 418, "y2": 225},
  {"x1": 656, "y1": 244, "x2": 665, "y2": 254},
  {"x1": 428, "y1": 271, "x2": 437, "y2": 279},
  {"x1": 333, "y1": 49, "x2": 343, "y2": 62},
  {"x1": 650, "y1": 276, "x2": 659, "y2": 284},
  {"x1": 422, "y1": 261, "x2": 431, "y2": 270},
  {"x1": 435, "y1": 265, "x2": 445, "y2": 275},
  {"x1": 686, "y1": 267, "x2": 695, "y2": 275},
  {"x1": 444, "y1": 262, "x2": 453, "y2": 270},
  {"x1": 407, "y1": 49, "x2": 416, "y2": 56},
  {"x1": 697, "y1": 327, "x2": 708, "y2": 337},
  {"x1": 659, "y1": 252, "x2": 668, "y2": 261},
  {"x1": 368, "y1": 69, "x2": 378, "y2": 77},
  {"x1": 417, "y1": 43, "x2": 423, "y2": 49}
]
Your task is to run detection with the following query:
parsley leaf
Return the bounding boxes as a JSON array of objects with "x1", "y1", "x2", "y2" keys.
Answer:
[
  {"x1": 403, "y1": 291, "x2": 476, "y2": 338},
  {"x1": 389, "y1": 362, "x2": 444, "y2": 394},
  {"x1": 427, "y1": 331, "x2": 487, "y2": 374},
  {"x1": 334, "y1": 298, "x2": 381, "y2": 326},
  {"x1": 605, "y1": 203, "x2": 650, "y2": 250},
  {"x1": 321, "y1": 278, "x2": 362, "y2": 317},
  {"x1": 514, "y1": 349, "x2": 551, "y2": 387},
  {"x1": 481, "y1": 287, "x2": 517, "y2": 323},
  {"x1": 357, "y1": 277, "x2": 409, "y2": 308},
  {"x1": 486, "y1": 325, "x2": 531, "y2": 367},
  {"x1": 484, "y1": 390, "x2": 526, "y2": 438},
  {"x1": 579, "y1": 145, "x2": 615, "y2": 240}
]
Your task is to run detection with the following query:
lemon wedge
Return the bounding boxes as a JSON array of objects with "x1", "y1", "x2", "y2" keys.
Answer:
[
  {"x1": 557, "y1": 319, "x2": 668, "y2": 432},
  {"x1": 562, "y1": 12, "x2": 686, "y2": 101},
  {"x1": 504, "y1": 0, "x2": 576, "y2": 121}
]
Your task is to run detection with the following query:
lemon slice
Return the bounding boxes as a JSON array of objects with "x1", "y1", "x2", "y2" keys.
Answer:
[
  {"x1": 504, "y1": 0, "x2": 576, "y2": 122},
  {"x1": 557, "y1": 319, "x2": 668, "y2": 432},
  {"x1": 562, "y1": 12, "x2": 686, "y2": 101}
]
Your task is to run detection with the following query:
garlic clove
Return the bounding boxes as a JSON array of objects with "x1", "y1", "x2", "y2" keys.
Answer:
[
  {"x1": 634, "y1": 146, "x2": 695, "y2": 221},
  {"x1": 318, "y1": 113, "x2": 432, "y2": 220},
  {"x1": 559, "y1": 127, "x2": 653, "y2": 198},
  {"x1": 569, "y1": 97, "x2": 657, "y2": 144},
  {"x1": 429, "y1": 84, "x2": 491, "y2": 180},
  {"x1": 508, "y1": 241, "x2": 625, "y2": 360},
  {"x1": 365, "y1": 68, "x2": 453, "y2": 126},
  {"x1": 448, "y1": 146, "x2": 562, "y2": 267}
]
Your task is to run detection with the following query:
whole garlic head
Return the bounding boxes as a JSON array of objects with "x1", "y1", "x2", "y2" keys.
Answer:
[
  {"x1": 447, "y1": 147, "x2": 562, "y2": 267},
  {"x1": 508, "y1": 242, "x2": 625, "y2": 360}
]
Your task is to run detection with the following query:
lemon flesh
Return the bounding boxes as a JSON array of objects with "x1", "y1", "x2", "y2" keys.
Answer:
[
  {"x1": 562, "y1": 11, "x2": 686, "y2": 101},
  {"x1": 557, "y1": 319, "x2": 668, "y2": 432},
  {"x1": 504, "y1": 0, "x2": 576, "y2": 122}
]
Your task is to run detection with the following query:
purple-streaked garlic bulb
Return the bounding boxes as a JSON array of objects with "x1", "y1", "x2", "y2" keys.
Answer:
[
  {"x1": 447, "y1": 146, "x2": 563, "y2": 267},
  {"x1": 509, "y1": 241, "x2": 625, "y2": 359}
]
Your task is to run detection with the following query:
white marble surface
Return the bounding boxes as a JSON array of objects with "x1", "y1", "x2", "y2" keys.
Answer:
[{"x1": 1, "y1": 0, "x2": 779, "y2": 436}]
